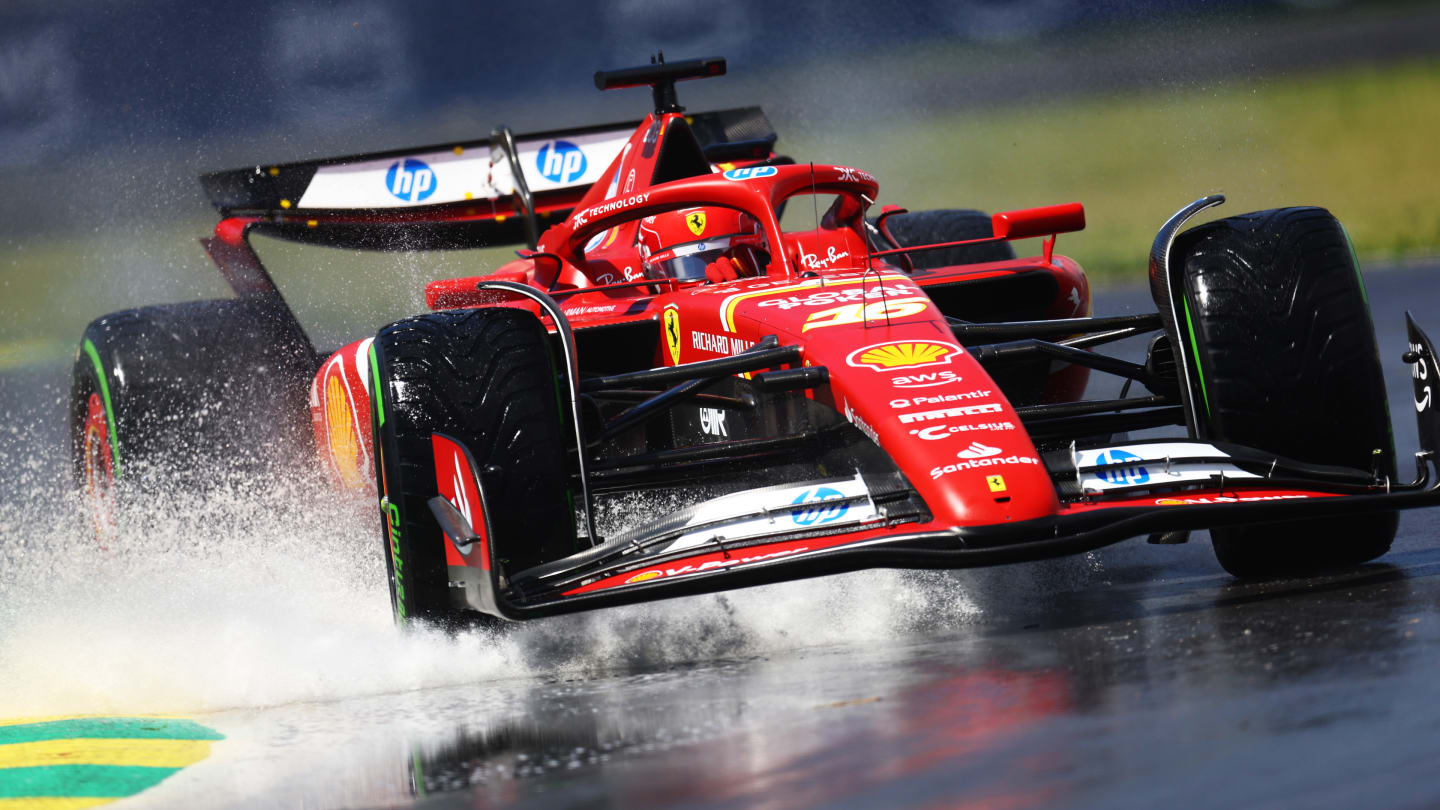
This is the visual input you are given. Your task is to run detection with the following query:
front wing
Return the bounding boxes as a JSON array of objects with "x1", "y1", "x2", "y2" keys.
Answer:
[{"x1": 431, "y1": 457, "x2": 1440, "y2": 624}]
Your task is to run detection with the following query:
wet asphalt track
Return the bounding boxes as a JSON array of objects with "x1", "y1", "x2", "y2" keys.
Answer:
[{"x1": 2, "y1": 262, "x2": 1440, "y2": 809}]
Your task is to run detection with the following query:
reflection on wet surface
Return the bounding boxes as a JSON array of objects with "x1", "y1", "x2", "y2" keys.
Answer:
[{"x1": 386, "y1": 520, "x2": 1440, "y2": 810}]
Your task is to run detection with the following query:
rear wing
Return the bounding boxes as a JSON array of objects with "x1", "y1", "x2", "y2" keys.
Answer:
[{"x1": 198, "y1": 107, "x2": 777, "y2": 252}]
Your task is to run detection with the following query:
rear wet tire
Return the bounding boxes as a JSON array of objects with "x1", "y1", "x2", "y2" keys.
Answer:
[
  {"x1": 69, "y1": 298, "x2": 316, "y2": 538},
  {"x1": 878, "y1": 208, "x2": 1015, "y2": 269},
  {"x1": 369, "y1": 307, "x2": 577, "y2": 629},
  {"x1": 1172, "y1": 207, "x2": 1397, "y2": 578}
]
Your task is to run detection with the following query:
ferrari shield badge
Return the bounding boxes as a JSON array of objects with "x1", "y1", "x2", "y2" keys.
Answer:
[
  {"x1": 664, "y1": 306, "x2": 682, "y2": 365},
  {"x1": 686, "y1": 210, "x2": 706, "y2": 236}
]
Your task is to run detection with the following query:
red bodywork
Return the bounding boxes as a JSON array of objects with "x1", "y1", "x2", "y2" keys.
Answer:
[{"x1": 293, "y1": 110, "x2": 1090, "y2": 533}]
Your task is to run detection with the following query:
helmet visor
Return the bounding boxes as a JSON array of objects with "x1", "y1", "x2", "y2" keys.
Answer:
[{"x1": 645, "y1": 237, "x2": 736, "y2": 280}]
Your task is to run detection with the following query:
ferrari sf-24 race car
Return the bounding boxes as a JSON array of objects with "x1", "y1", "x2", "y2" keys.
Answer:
[{"x1": 72, "y1": 57, "x2": 1440, "y2": 628}]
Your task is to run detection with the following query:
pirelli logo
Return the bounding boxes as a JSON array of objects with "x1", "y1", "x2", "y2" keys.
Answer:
[{"x1": 898, "y1": 403, "x2": 1003, "y2": 424}]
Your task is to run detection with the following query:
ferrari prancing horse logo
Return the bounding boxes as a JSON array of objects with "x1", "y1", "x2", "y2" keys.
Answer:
[
  {"x1": 686, "y1": 210, "x2": 706, "y2": 236},
  {"x1": 663, "y1": 306, "x2": 682, "y2": 365}
]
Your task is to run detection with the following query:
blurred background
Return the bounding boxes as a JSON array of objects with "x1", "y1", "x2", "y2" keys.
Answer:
[{"x1": 2, "y1": 0, "x2": 1438, "y2": 370}]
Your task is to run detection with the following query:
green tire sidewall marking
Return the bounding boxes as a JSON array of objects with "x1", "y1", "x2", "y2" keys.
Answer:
[
  {"x1": 369, "y1": 341, "x2": 385, "y2": 428},
  {"x1": 370, "y1": 340, "x2": 405, "y2": 624},
  {"x1": 1182, "y1": 297, "x2": 1212, "y2": 422},
  {"x1": 81, "y1": 339, "x2": 123, "y2": 481}
]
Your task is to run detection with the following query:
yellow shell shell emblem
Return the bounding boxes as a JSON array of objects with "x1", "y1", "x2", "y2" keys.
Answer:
[
  {"x1": 325, "y1": 375, "x2": 364, "y2": 489},
  {"x1": 686, "y1": 210, "x2": 707, "y2": 236},
  {"x1": 853, "y1": 341, "x2": 957, "y2": 370},
  {"x1": 626, "y1": 570, "x2": 663, "y2": 584}
]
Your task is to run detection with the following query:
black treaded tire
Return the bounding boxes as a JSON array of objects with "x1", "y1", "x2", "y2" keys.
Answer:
[
  {"x1": 1172, "y1": 206, "x2": 1397, "y2": 578},
  {"x1": 879, "y1": 208, "x2": 1016, "y2": 269},
  {"x1": 370, "y1": 307, "x2": 577, "y2": 629},
  {"x1": 70, "y1": 298, "x2": 316, "y2": 515}
]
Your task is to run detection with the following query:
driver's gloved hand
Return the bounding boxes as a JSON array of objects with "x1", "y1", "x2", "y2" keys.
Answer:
[{"x1": 705, "y1": 255, "x2": 743, "y2": 283}]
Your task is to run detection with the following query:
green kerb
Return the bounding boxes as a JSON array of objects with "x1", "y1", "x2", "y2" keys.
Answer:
[
  {"x1": 81, "y1": 339, "x2": 123, "y2": 480},
  {"x1": 0, "y1": 718, "x2": 223, "y2": 746},
  {"x1": 0, "y1": 764, "x2": 178, "y2": 798}
]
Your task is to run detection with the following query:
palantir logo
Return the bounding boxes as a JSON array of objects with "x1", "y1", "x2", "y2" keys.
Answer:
[
  {"x1": 385, "y1": 158, "x2": 435, "y2": 202},
  {"x1": 1095, "y1": 449, "x2": 1150, "y2": 485},
  {"x1": 537, "y1": 140, "x2": 587, "y2": 184},
  {"x1": 790, "y1": 487, "x2": 848, "y2": 526}
]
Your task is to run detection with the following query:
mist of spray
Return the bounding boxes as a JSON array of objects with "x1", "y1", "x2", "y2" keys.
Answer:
[{"x1": 0, "y1": 439, "x2": 977, "y2": 718}]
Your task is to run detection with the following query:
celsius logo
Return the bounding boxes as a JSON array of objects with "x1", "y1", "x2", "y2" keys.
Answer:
[
  {"x1": 1094, "y1": 449, "x2": 1149, "y2": 485},
  {"x1": 385, "y1": 159, "x2": 435, "y2": 202},
  {"x1": 537, "y1": 140, "x2": 587, "y2": 184},
  {"x1": 790, "y1": 487, "x2": 848, "y2": 526}
]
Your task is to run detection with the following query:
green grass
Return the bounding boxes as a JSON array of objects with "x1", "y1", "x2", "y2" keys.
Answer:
[
  {"x1": 3, "y1": 58, "x2": 1439, "y2": 365},
  {"x1": 786, "y1": 58, "x2": 1440, "y2": 281}
]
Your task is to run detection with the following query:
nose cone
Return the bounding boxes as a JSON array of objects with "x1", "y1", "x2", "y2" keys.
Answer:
[{"x1": 826, "y1": 334, "x2": 1060, "y2": 526}]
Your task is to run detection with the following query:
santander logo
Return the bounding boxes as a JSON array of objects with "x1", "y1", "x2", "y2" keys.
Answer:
[{"x1": 956, "y1": 442, "x2": 1002, "y2": 459}]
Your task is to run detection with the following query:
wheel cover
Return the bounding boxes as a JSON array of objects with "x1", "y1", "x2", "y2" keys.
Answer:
[{"x1": 83, "y1": 392, "x2": 117, "y2": 548}]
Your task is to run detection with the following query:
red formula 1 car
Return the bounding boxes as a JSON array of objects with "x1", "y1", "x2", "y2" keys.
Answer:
[{"x1": 72, "y1": 57, "x2": 1440, "y2": 628}]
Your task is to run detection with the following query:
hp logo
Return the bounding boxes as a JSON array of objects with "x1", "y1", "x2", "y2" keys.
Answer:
[
  {"x1": 537, "y1": 140, "x2": 587, "y2": 184},
  {"x1": 790, "y1": 487, "x2": 848, "y2": 526},
  {"x1": 385, "y1": 159, "x2": 435, "y2": 202},
  {"x1": 722, "y1": 166, "x2": 778, "y2": 181},
  {"x1": 1095, "y1": 450, "x2": 1150, "y2": 485}
]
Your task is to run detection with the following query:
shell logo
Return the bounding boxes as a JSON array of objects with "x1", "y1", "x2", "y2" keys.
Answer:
[
  {"x1": 325, "y1": 374, "x2": 365, "y2": 489},
  {"x1": 846, "y1": 340, "x2": 961, "y2": 372},
  {"x1": 625, "y1": 570, "x2": 663, "y2": 585}
]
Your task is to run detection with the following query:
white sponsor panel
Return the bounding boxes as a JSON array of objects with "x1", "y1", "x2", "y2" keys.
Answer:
[
  {"x1": 662, "y1": 474, "x2": 878, "y2": 553},
  {"x1": 492, "y1": 130, "x2": 631, "y2": 194},
  {"x1": 298, "y1": 151, "x2": 496, "y2": 209},
  {"x1": 1075, "y1": 441, "x2": 1259, "y2": 491}
]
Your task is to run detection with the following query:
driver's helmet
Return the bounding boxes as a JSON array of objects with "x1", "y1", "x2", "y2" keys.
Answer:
[{"x1": 637, "y1": 206, "x2": 769, "y2": 282}]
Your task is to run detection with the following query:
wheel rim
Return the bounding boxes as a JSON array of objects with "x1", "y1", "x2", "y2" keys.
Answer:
[{"x1": 83, "y1": 391, "x2": 117, "y2": 548}]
